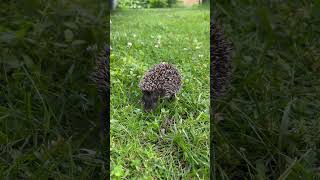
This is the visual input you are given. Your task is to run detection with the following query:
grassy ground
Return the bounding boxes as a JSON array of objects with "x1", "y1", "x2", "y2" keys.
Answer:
[
  {"x1": 0, "y1": 1, "x2": 108, "y2": 179},
  {"x1": 214, "y1": 1, "x2": 320, "y2": 179},
  {"x1": 110, "y1": 8, "x2": 210, "y2": 179}
]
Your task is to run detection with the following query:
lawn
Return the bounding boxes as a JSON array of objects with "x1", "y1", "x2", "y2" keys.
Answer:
[
  {"x1": 110, "y1": 8, "x2": 210, "y2": 179},
  {"x1": 214, "y1": 1, "x2": 320, "y2": 179}
]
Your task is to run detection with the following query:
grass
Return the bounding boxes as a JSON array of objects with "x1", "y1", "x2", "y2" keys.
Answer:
[
  {"x1": 0, "y1": 1, "x2": 108, "y2": 179},
  {"x1": 214, "y1": 1, "x2": 320, "y2": 179},
  {"x1": 110, "y1": 8, "x2": 210, "y2": 179}
]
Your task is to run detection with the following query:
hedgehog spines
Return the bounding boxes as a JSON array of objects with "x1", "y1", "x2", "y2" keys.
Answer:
[
  {"x1": 211, "y1": 20, "x2": 232, "y2": 101},
  {"x1": 140, "y1": 62, "x2": 182, "y2": 112},
  {"x1": 90, "y1": 45, "x2": 110, "y2": 99},
  {"x1": 139, "y1": 63, "x2": 182, "y2": 95}
]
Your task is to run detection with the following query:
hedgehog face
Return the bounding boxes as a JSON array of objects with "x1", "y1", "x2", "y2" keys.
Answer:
[{"x1": 142, "y1": 91, "x2": 158, "y2": 112}]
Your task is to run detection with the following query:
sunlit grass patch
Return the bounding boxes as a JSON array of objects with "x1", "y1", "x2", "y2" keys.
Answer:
[{"x1": 111, "y1": 8, "x2": 210, "y2": 179}]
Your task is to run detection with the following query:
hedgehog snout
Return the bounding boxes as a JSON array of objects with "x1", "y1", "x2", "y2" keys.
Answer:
[{"x1": 142, "y1": 91, "x2": 158, "y2": 112}]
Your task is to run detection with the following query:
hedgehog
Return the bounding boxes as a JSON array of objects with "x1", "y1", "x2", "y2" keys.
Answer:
[
  {"x1": 139, "y1": 62, "x2": 182, "y2": 112},
  {"x1": 210, "y1": 20, "x2": 232, "y2": 104},
  {"x1": 210, "y1": 20, "x2": 232, "y2": 179},
  {"x1": 90, "y1": 44, "x2": 110, "y2": 147},
  {"x1": 91, "y1": 45, "x2": 110, "y2": 99}
]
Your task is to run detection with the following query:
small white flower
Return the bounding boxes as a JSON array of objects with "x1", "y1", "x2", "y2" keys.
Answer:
[
  {"x1": 198, "y1": 54, "x2": 203, "y2": 58},
  {"x1": 154, "y1": 39, "x2": 161, "y2": 48},
  {"x1": 195, "y1": 46, "x2": 201, "y2": 49},
  {"x1": 110, "y1": 20, "x2": 112, "y2": 24},
  {"x1": 127, "y1": 42, "x2": 132, "y2": 48},
  {"x1": 183, "y1": 48, "x2": 188, "y2": 51}
]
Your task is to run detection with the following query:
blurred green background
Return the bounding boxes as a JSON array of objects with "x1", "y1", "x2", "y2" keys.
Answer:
[
  {"x1": 214, "y1": 1, "x2": 320, "y2": 179},
  {"x1": 0, "y1": 1, "x2": 108, "y2": 179}
]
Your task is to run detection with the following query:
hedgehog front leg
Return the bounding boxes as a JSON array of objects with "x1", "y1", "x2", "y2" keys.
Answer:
[{"x1": 168, "y1": 94, "x2": 176, "y2": 101}]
